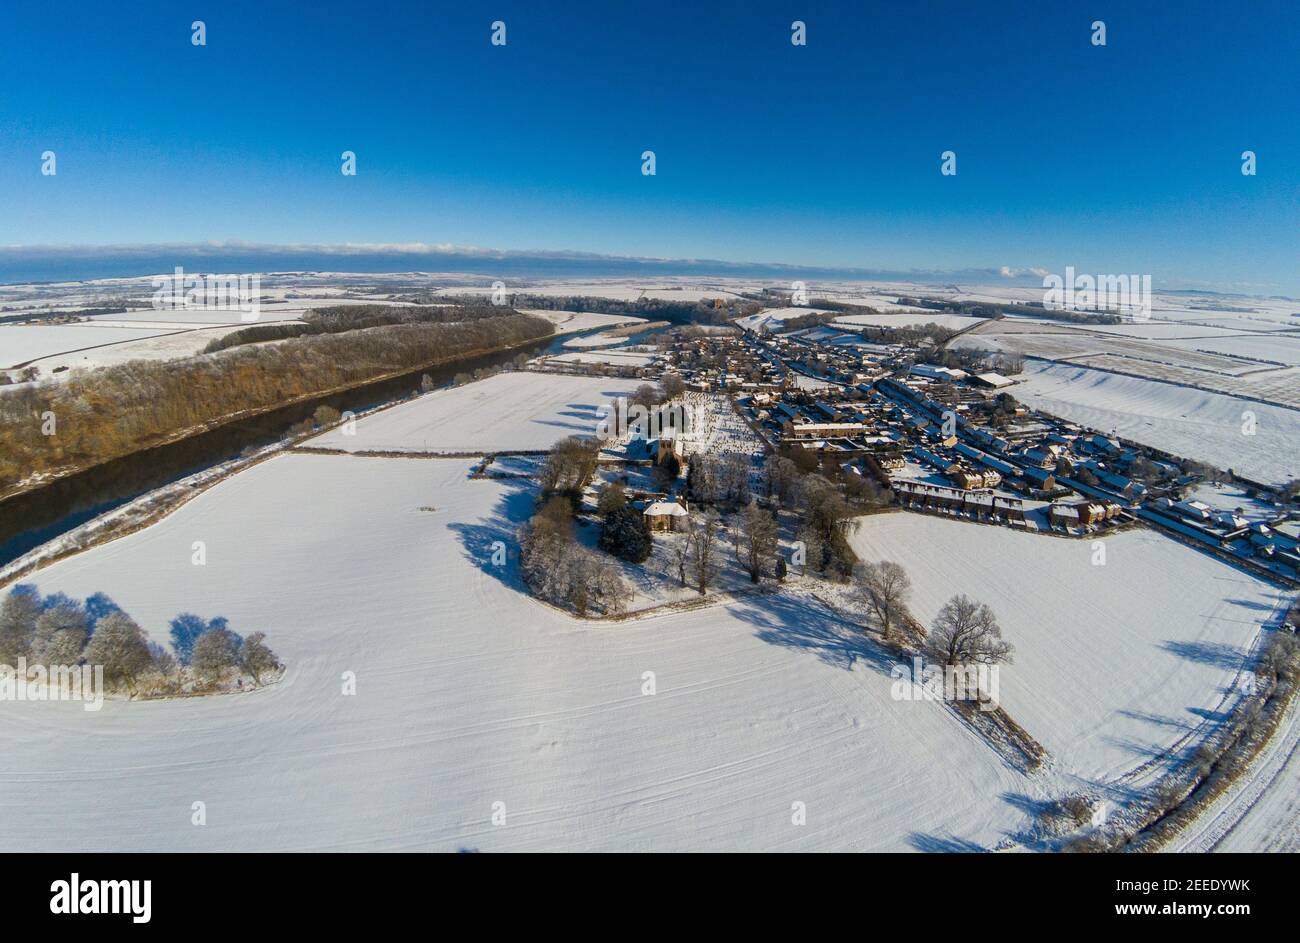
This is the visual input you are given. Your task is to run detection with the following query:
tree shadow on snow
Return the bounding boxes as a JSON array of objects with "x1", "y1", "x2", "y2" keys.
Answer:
[
  {"x1": 1117, "y1": 709, "x2": 1196, "y2": 732},
  {"x1": 446, "y1": 480, "x2": 537, "y2": 596},
  {"x1": 1158, "y1": 639, "x2": 1248, "y2": 671},
  {"x1": 730, "y1": 593, "x2": 897, "y2": 676},
  {"x1": 906, "y1": 832, "x2": 985, "y2": 853}
]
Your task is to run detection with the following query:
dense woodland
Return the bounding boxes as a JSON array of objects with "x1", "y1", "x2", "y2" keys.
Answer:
[
  {"x1": 440, "y1": 292, "x2": 762, "y2": 327},
  {"x1": 201, "y1": 303, "x2": 510, "y2": 353},
  {"x1": 0, "y1": 309, "x2": 552, "y2": 495}
]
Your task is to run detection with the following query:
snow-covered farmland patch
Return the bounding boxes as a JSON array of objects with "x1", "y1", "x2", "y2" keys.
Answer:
[
  {"x1": 548, "y1": 350, "x2": 656, "y2": 367},
  {"x1": 2, "y1": 454, "x2": 1032, "y2": 851},
  {"x1": 834, "y1": 313, "x2": 988, "y2": 331},
  {"x1": 1162, "y1": 332, "x2": 1300, "y2": 367},
  {"x1": 0, "y1": 323, "x2": 179, "y2": 368},
  {"x1": 519, "y1": 309, "x2": 646, "y2": 334},
  {"x1": 734, "y1": 307, "x2": 832, "y2": 332},
  {"x1": 849, "y1": 514, "x2": 1288, "y2": 785},
  {"x1": 562, "y1": 331, "x2": 632, "y2": 349},
  {"x1": 307, "y1": 371, "x2": 644, "y2": 453},
  {"x1": 1014, "y1": 362, "x2": 1300, "y2": 484}
]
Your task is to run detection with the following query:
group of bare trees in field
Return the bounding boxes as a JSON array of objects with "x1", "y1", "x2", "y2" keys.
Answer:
[
  {"x1": 853, "y1": 560, "x2": 1014, "y2": 668},
  {"x1": 519, "y1": 497, "x2": 630, "y2": 616},
  {"x1": 519, "y1": 437, "x2": 632, "y2": 616},
  {"x1": 0, "y1": 585, "x2": 281, "y2": 696},
  {"x1": 0, "y1": 308, "x2": 552, "y2": 496}
]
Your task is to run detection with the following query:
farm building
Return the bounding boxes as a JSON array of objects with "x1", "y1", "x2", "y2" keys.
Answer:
[{"x1": 971, "y1": 372, "x2": 1015, "y2": 389}]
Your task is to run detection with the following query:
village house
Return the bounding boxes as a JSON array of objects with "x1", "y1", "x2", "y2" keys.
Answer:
[{"x1": 643, "y1": 500, "x2": 689, "y2": 532}]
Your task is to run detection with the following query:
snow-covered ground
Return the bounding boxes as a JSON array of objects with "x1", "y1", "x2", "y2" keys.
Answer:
[
  {"x1": 547, "y1": 350, "x2": 656, "y2": 367},
  {"x1": 850, "y1": 514, "x2": 1289, "y2": 787},
  {"x1": 1, "y1": 454, "x2": 1034, "y2": 851},
  {"x1": 675, "y1": 392, "x2": 767, "y2": 461},
  {"x1": 834, "y1": 313, "x2": 988, "y2": 331},
  {"x1": 520, "y1": 310, "x2": 646, "y2": 334},
  {"x1": 1, "y1": 322, "x2": 182, "y2": 368},
  {"x1": 1013, "y1": 361, "x2": 1300, "y2": 484},
  {"x1": 734, "y1": 307, "x2": 831, "y2": 332},
  {"x1": 307, "y1": 372, "x2": 644, "y2": 453},
  {"x1": 562, "y1": 331, "x2": 632, "y2": 349}
]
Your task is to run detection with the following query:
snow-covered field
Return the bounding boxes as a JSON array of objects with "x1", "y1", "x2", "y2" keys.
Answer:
[
  {"x1": 308, "y1": 372, "x2": 643, "y2": 453},
  {"x1": 835, "y1": 313, "x2": 987, "y2": 331},
  {"x1": 734, "y1": 307, "x2": 831, "y2": 332},
  {"x1": 850, "y1": 515, "x2": 1289, "y2": 785},
  {"x1": 547, "y1": 350, "x2": 656, "y2": 367},
  {"x1": 1, "y1": 454, "x2": 1035, "y2": 851},
  {"x1": 1013, "y1": 361, "x2": 1300, "y2": 484},
  {"x1": 520, "y1": 310, "x2": 645, "y2": 334},
  {"x1": 1, "y1": 323, "x2": 180, "y2": 367}
]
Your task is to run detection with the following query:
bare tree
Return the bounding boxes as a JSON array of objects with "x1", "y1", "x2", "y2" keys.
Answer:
[
  {"x1": 192, "y1": 626, "x2": 241, "y2": 684},
  {"x1": 687, "y1": 509, "x2": 723, "y2": 595},
  {"x1": 33, "y1": 601, "x2": 89, "y2": 665},
  {"x1": 537, "y1": 436, "x2": 601, "y2": 499},
  {"x1": 587, "y1": 557, "x2": 631, "y2": 616},
  {"x1": 764, "y1": 455, "x2": 798, "y2": 505},
  {"x1": 673, "y1": 535, "x2": 691, "y2": 587},
  {"x1": 83, "y1": 611, "x2": 154, "y2": 693},
  {"x1": 924, "y1": 594, "x2": 1014, "y2": 666},
  {"x1": 0, "y1": 588, "x2": 40, "y2": 664},
  {"x1": 239, "y1": 632, "x2": 281, "y2": 684},
  {"x1": 660, "y1": 373, "x2": 687, "y2": 400},
  {"x1": 733, "y1": 502, "x2": 778, "y2": 583},
  {"x1": 854, "y1": 560, "x2": 912, "y2": 641}
]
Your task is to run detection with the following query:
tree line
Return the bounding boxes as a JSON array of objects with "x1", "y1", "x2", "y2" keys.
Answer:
[
  {"x1": 0, "y1": 584, "x2": 281, "y2": 696},
  {"x1": 0, "y1": 310, "x2": 552, "y2": 495},
  {"x1": 201, "y1": 304, "x2": 511, "y2": 353},
  {"x1": 445, "y1": 293, "x2": 762, "y2": 327}
]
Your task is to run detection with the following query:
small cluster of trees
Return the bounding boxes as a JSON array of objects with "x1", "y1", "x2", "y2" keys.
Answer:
[
  {"x1": 596, "y1": 483, "x2": 653, "y2": 563},
  {"x1": 519, "y1": 497, "x2": 630, "y2": 616},
  {"x1": 926, "y1": 346, "x2": 1025, "y2": 376},
  {"x1": 0, "y1": 585, "x2": 280, "y2": 694},
  {"x1": 627, "y1": 374, "x2": 687, "y2": 411},
  {"x1": 671, "y1": 508, "x2": 723, "y2": 595},
  {"x1": 538, "y1": 436, "x2": 602, "y2": 504},
  {"x1": 686, "y1": 452, "x2": 751, "y2": 509},
  {"x1": 852, "y1": 560, "x2": 1014, "y2": 668},
  {"x1": 791, "y1": 474, "x2": 858, "y2": 578}
]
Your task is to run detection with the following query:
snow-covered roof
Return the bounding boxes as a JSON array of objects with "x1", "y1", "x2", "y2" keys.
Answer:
[{"x1": 644, "y1": 501, "x2": 688, "y2": 517}]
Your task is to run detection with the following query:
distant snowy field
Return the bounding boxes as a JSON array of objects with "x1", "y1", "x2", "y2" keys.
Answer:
[
  {"x1": 2, "y1": 455, "x2": 1034, "y2": 851},
  {"x1": 548, "y1": 350, "x2": 656, "y2": 367},
  {"x1": 834, "y1": 313, "x2": 987, "y2": 331},
  {"x1": 850, "y1": 515, "x2": 1288, "y2": 785},
  {"x1": 1013, "y1": 361, "x2": 1300, "y2": 484},
  {"x1": 734, "y1": 307, "x2": 832, "y2": 331},
  {"x1": 1, "y1": 323, "x2": 179, "y2": 368},
  {"x1": 308, "y1": 372, "x2": 643, "y2": 453}
]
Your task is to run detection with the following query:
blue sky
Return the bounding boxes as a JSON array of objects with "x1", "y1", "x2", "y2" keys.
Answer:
[{"x1": 1, "y1": 0, "x2": 1297, "y2": 291}]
